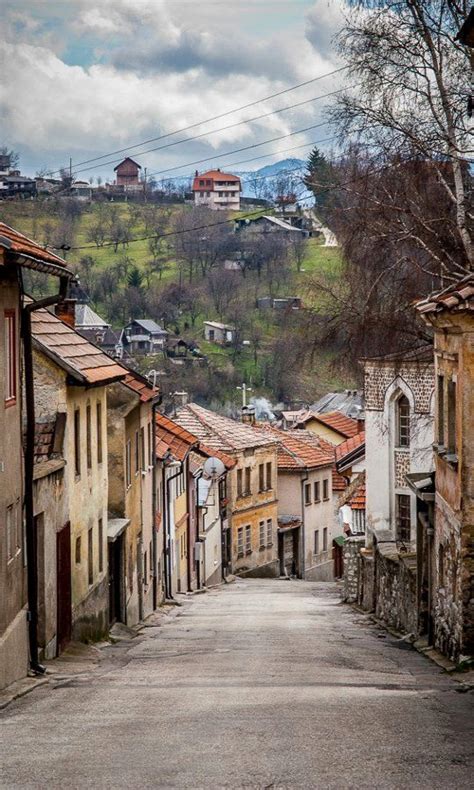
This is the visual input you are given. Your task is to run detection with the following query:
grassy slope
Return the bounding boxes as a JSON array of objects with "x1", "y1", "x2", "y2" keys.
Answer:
[{"x1": 2, "y1": 201, "x2": 352, "y2": 399}]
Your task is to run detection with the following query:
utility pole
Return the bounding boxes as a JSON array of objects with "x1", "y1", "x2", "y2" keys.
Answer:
[
  {"x1": 144, "y1": 167, "x2": 147, "y2": 203},
  {"x1": 236, "y1": 382, "x2": 252, "y2": 407},
  {"x1": 69, "y1": 157, "x2": 72, "y2": 185}
]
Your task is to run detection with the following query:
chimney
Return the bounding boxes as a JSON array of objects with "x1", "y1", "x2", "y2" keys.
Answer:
[
  {"x1": 357, "y1": 417, "x2": 365, "y2": 433},
  {"x1": 241, "y1": 405, "x2": 256, "y2": 425},
  {"x1": 173, "y1": 391, "x2": 188, "y2": 408},
  {"x1": 195, "y1": 170, "x2": 198, "y2": 177},
  {"x1": 55, "y1": 298, "x2": 76, "y2": 328}
]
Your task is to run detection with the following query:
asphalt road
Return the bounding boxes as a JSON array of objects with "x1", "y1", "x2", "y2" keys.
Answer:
[{"x1": 1, "y1": 579, "x2": 473, "y2": 789}]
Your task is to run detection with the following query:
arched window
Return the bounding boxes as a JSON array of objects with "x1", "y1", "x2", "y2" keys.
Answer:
[{"x1": 396, "y1": 394, "x2": 410, "y2": 447}]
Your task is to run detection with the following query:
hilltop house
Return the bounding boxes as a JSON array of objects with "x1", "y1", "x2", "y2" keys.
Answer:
[
  {"x1": 174, "y1": 403, "x2": 279, "y2": 577},
  {"x1": 192, "y1": 169, "x2": 241, "y2": 211},
  {"x1": 0, "y1": 223, "x2": 75, "y2": 690},
  {"x1": 203, "y1": 321, "x2": 235, "y2": 345},
  {"x1": 114, "y1": 157, "x2": 142, "y2": 191},
  {"x1": 122, "y1": 319, "x2": 168, "y2": 355}
]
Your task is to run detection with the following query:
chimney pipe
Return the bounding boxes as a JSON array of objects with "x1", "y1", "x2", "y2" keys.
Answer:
[
  {"x1": 55, "y1": 298, "x2": 76, "y2": 327},
  {"x1": 173, "y1": 391, "x2": 188, "y2": 408},
  {"x1": 241, "y1": 405, "x2": 256, "y2": 425}
]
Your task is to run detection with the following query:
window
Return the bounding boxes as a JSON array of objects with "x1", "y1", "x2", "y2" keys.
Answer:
[
  {"x1": 88, "y1": 528, "x2": 93, "y2": 585},
  {"x1": 140, "y1": 427, "x2": 145, "y2": 472},
  {"x1": 245, "y1": 467, "x2": 251, "y2": 496},
  {"x1": 266, "y1": 518, "x2": 273, "y2": 546},
  {"x1": 74, "y1": 408, "x2": 81, "y2": 476},
  {"x1": 75, "y1": 535, "x2": 81, "y2": 564},
  {"x1": 305, "y1": 482, "x2": 311, "y2": 505},
  {"x1": 245, "y1": 525, "x2": 252, "y2": 554},
  {"x1": 323, "y1": 479, "x2": 329, "y2": 501},
  {"x1": 259, "y1": 520, "x2": 265, "y2": 548},
  {"x1": 323, "y1": 527, "x2": 328, "y2": 552},
  {"x1": 5, "y1": 309, "x2": 16, "y2": 405},
  {"x1": 98, "y1": 518, "x2": 103, "y2": 573},
  {"x1": 314, "y1": 481, "x2": 320, "y2": 502},
  {"x1": 396, "y1": 494, "x2": 411, "y2": 543},
  {"x1": 86, "y1": 404, "x2": 92, "y2": 469},
  {"x1": 437, "y1": 375, "x2": 444, "y2": 446},
  {"x1": 135, "y1": 430, "x2": 139, "y2": 474},
  {"x1": 237, "y1": 527, "x2": 244, "y2": 557},
  {"x1": 266, "y1": 462, "x2": 272, "y2": 491},
  {"x1": 97, "y1": 402, "x2": 103, "y2": 464},
  {"x1": 447, "y1": 379, "x2": 457, "y2": 455},
  {"x1": 126, "y1": 439, "x2": 132, "y2": 488},
  {"x1": 314, "y1": 530, "x2": 319, "y2": 555},
  {"x1": 148, "y1": 421, "x2": 153, "y2": 466},
  {"x1": 397, "y1": 395, "x2": 410, "y2": 448},
  {"x1": 259, "y1": 464, "x2": 265, "y2": 492}
]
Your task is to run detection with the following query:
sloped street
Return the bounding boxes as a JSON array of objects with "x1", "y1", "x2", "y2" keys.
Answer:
[{"x1": 1, "y1": 580, "x2": 472, "y2": 789}]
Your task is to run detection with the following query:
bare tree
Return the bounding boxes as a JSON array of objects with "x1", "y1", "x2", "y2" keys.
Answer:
[
  {"x1": 289, "y1": 233, "x2": 308, "y2": 272},
  {"x1": 331, "y1": 0, "x2": 473, "y2": 271},
  {"x1": 173, "y1": 207, "x2": 236, "y2": 282}
]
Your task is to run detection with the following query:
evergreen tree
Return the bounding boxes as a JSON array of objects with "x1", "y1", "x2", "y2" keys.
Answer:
[{"x1": 304, "y1": 147, "x2": 334, "y2": 212}]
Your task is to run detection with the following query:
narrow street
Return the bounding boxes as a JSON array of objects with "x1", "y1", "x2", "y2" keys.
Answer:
[{"x1": 1, "y1": 580, "x2": 472, "y2": 789}]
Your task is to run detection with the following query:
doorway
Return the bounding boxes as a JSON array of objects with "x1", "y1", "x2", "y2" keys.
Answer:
[
  {"x1": 108, "y1": 535, "x2": 123, "y2": 625},
  {"x1": 56, "y1": 522, "x2": 72, "y2": 654}
]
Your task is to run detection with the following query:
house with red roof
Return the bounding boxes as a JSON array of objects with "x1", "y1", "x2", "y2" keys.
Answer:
[
  {"x1": 192, "y1": 168, "x2": 241, "y2": 211},
  {"x1": 259, "y1": 425, "x2": 344, "y2": 580}
]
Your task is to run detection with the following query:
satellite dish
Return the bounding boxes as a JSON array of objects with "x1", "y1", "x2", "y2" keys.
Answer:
[{"x1": 203, "y1": 456, "x2": 225, "y2": 480}]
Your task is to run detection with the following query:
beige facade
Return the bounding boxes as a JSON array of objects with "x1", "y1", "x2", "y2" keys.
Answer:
[{"x1": 0, "y1": 266, "x2": 28, "y2": 690}]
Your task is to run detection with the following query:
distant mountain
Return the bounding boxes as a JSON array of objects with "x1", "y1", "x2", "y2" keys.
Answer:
[{"x1": 236, "y1": 158, "x2": 308, "y2": 201}]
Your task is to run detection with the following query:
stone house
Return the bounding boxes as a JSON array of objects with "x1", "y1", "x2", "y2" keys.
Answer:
[
  {"x1": 0, "y1": 222, "x2": 74, "y2": 689},
  {"x1": 31, "y1": 303, "x2": 127, "y2": 643},
  {"x1": 174, "y1": 403, "x2": 280, "y2": 577},
  {"x1": 416, "y1": 276, "x2": 474, "y2": 661},
  {"x1": 363, "y1": 347, "x2": 435, "y2": 546},
  {"x1": 106, "y1": 371, "x2": 160, "y2": 626},
  {"x1": 258, "y1": 426, "x2": 339, "y2": 580}
]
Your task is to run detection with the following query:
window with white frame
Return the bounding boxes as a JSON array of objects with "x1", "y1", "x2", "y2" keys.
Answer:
[
  {"x1": 266, "y1": 518, "x2": 273, "y2": 546},
  {"x1": 245, "y1": 524, "x2": 252, "y2": 554},
  {"x1": 5, "y1": 309, "x2": 16, "y2": 405},
  {"x1": 259, "y1": 520, "x2": 265, "y2": 548},
  {"x1": 237, "y1": 527, "x2": 244, "y2": 557},
  {"x1": 396, "y1": 395, "x2": 410, "y2": 448}
]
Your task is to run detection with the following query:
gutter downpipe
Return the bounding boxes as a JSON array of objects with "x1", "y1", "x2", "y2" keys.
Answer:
[
  {"x1": 22, "y1": 277, "x2": 69, "y2": 673},
  {"x1": 300, "y1": 470, "x2": 309, "y2": 579},
  {"x1": 165, "y1": 462, "x2": 183, "y2": 600}
]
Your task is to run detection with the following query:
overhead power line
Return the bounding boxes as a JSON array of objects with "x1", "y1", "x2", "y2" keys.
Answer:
[{"x1": 52, "y1": 65, "x2": 349, "y2": 175}]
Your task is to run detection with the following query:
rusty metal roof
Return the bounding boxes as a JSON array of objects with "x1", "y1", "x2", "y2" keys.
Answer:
[{"x1": 31, "y1": 307, "x2": 127, "y2": 385}]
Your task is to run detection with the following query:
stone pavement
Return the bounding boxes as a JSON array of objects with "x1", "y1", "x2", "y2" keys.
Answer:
[{"x1": 0, "y1": 580, "x2": 473, "y2": 789}]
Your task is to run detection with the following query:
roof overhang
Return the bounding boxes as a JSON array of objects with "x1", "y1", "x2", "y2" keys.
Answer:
[
  {"x1": 11, "y1": 252, "x2": 76, "y2": 280},
  {"x1": 405, "y1": 472, "x2": 435, "y2": 502}
]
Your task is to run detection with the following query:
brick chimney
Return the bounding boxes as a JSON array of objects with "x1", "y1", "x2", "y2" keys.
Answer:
[
  {"x1": 241, "y1": 405, "x2": 256, "y2": 425},
  {"x1": 55, "y1": 298, "x2": 76, "y2": 327}
]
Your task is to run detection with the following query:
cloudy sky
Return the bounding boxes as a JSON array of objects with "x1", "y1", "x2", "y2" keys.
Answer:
[{"x1": 1, "y1": 0, "x2": 348, "y2": 183}]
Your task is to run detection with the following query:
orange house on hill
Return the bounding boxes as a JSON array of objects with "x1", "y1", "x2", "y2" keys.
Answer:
[{"x1": 192, "y1": 169, "x2": 241, "y2": 211}]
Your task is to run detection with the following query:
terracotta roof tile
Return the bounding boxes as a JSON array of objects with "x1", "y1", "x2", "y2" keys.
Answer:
[
  {"x1": 155, "y1": 412, "x2": 199, "y2": 462},
  {"x1": 256, "y1": 424, "x2": 333, "y2": 470},
  {"x1": 332, "y1": 469, "x2": 347, "y2": 491},
  {"x1": 122, "y1": 371, "x2": 158, "y2": 402},
  {"x1": 31, "y1": 306, "x2": 127, "y2": 385},
  {"x1": 285, "y1": 429, "x2": 347, "y2": 491},
  {"x1": 335, "y1": 431, "x2": 365, "y2": 463},
  {"x1": 311, "y1": 411, "x2": 360, "y2": 438},
  {"x1": 174, "y1": 403, "x2": 276, "y2": 453},
  {"x1": 416, "y1": 274, "x2": 474, "y2": 315},
  {"x1": 0, "y1": 222, "x2": 71, "y2": 269},
  {"x1": 349, "y1": 481, "x2": 366, "y2": 509}
]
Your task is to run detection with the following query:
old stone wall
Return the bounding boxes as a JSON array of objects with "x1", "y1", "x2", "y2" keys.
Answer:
[
  {"x1": 434, "y1": 497, "x2": 463, "y2": 661},
  {"x1": 360, "y1": 552, "x2": 374, "y2": 611},
  {"x1": 374, "y1": 544, "x2": 418, "y2": 635},
  {"x1": 364, "y1": 361, "x2": 434, "y2": 414},
  {"x1": 342, "y1": 536, "x2": 365, "y2": 603}
]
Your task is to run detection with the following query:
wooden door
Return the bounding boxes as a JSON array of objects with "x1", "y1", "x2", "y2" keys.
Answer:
[{"x1": 56, "y1": 523, "x2": 72, "y2": 654}]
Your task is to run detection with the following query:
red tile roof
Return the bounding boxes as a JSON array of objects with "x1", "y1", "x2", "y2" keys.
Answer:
[
  {"x1": 155, "y1": 412, "x2": 199, "y2": 462},
  {"x1": 31, "y1": 306, "x2": 127, "y2": 386},
  {"x1": 0, "y1": 222, "x2": 72, "y2": 269},
  {"x1": 192, "y1": 170, "x2": 241, "y2": 191},
  {"x1": 311, "y1": 411, "x2": 360, "y2": 438},
  {"x1": 415, "y1": 274, "x2": 474, "y2": 315},
  {"x1": 199, "y1": 443, "x2": 236, "y2": 470},
  {"x1": 122, "y1": 371, "x2": 158, "y2": 402},
  {"x1": 285, "y1": 429, "x2": 347, "y2": 491},
  {"x1": 332, "y1": 469, "x2": 348, "y2": 491},
  {"x1": 335, "y1": 431, "x2": 365, "y2": 463},
  {"x1": 257, "y1": 424, "x2": 333, "y2": 470},
  {"x1": 349, "y1": 481, "x2": 366, "y2": 510}
]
